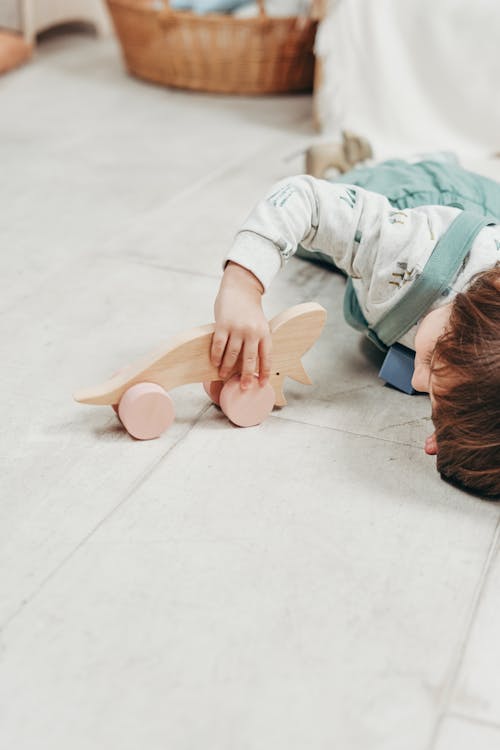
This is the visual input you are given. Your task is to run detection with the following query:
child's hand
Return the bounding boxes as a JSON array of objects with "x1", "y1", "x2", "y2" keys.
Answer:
[{"x1": 212, "y1": 262, "x2": 272, "y2": 391}]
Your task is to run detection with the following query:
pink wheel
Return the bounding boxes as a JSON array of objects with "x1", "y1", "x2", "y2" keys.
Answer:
[
  {"x1": 117, "y1": 382, "x2": 175, "y2": 440},
  {"x1": 203, "y1": 380, "x2": 224, "y2": 406},
  {"x1": 219, "y1": 374, "x2": 275, "y2": 427}
]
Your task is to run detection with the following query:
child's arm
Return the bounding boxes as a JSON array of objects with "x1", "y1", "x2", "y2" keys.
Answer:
[
  {"x1": 222, "y1": 174, "x2": 369, "y2": 292},
  {"x1": 212, "y1": 175, "x2": 366, "y2": 389}
]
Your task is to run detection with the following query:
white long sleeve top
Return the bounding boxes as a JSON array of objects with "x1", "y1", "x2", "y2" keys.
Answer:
[{"x1": 222, "y1": 176, "x2": 500, "y2": 349}]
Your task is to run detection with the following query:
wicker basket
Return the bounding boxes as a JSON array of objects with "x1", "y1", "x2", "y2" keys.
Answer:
[{"x1": 106, "y1": 0, "x2": 318, "y2": 94}]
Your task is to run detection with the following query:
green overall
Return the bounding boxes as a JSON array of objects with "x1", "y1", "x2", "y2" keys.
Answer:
[{"x1": 297, "y1": 159, "x2": 500, "y2": 350}]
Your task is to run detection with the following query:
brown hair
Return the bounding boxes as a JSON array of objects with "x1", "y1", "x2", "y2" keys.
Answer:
[{"x1": 431, "y1": 266, "x2": 500, "y2": 500}]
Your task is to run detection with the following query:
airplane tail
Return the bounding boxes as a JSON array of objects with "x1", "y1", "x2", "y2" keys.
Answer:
[
  {"x1": 286, "y1": 359, "x2": 312, "y2": 385},
  {"x1": 269, "y1": 302, "x2": 327, "y2": 385}
]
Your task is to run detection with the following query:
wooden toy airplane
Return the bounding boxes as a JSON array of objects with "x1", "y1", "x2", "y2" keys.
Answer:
[{"x1": 73, "y1": 302, "x2": 327, "y2": 440}]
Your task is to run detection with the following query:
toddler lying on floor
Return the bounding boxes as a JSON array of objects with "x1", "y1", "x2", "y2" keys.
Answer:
[{"x1": 211, "y1": 151, "x2": 500, "y2": 499}]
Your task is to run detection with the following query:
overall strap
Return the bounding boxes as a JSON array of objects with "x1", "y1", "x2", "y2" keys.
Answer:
[{"x1": 371, "y1": 211, "x2": 496, "y2": 348}]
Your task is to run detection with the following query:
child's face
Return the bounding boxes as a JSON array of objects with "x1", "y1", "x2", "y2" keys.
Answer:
[
  {"x1": 412, "y1": 303, "x2": 453, "y2": 456},
  {"x1": 412, "y1": 304, "x2": 453, "y2": 395}
]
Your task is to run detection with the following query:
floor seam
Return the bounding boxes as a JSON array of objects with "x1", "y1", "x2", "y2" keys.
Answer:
[
  {"x1": 104, "y1": 258, "x2": 222, "y2": 280},
  {"x1": 445, "y1": 711, "x2": 500, "y2": 732},
  {"x1": 270, "y1": 411, "x2": 423, "y2": 450}
]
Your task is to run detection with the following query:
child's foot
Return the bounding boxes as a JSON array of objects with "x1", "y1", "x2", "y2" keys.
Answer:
[
  {"x1": 305, "y1": 141, "x2": 348, "y2": 177},
  {"x1": 342, "y1": 129, "x2": 373, "y2": 167},
  {"x1": 305, "y1": 130, "x2": 373, "y2": 178}
]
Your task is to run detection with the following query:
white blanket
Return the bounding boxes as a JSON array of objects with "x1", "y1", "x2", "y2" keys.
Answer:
[{"x1": 315, "y1": 0, "x2": 500, "y2": 161}]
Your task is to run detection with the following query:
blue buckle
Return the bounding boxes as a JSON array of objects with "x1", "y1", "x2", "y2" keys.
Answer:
[{"x1": 378, "y1": 343, "x2": 417, "y2": 395}]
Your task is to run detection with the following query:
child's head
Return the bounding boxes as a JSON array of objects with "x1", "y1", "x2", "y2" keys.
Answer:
[{"x1": 429, "y1": 267, "x2": 500, "y2": 499}]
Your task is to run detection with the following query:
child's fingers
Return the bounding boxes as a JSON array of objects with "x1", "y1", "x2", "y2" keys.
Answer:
[
  {"x1": 210, "y1": 329, "x2": 228, "y2": 368},
  {"x1": 240, "y1": 338, "x2": 259, "y2": 390},
  {"x1": 218, "y1": 334, "x2": 243, "y2": 379},
  {"x1": 258, "y1": 335, "x2": 272, "y2": 387}
]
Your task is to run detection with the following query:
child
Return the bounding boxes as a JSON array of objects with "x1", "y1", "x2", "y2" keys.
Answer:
[{"x1": 211, "y1": 153, "x2": 500, "y2": 499}]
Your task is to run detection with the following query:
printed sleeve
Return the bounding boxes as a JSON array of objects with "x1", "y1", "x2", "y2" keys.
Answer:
[{"x1": 222, "y1": 175, "x2": 368, "y2": 293}]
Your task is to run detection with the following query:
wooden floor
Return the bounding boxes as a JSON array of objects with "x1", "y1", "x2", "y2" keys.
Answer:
[{"x1": 1, "y1": 31, "x2": 500, "y2": 750}]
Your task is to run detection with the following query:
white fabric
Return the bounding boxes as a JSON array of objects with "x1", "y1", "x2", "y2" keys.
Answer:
[
  {"x1": 315, "y1": 0, "x2": 500, "y2": 158},
  {"x1": 222, "y1": 175, "x2": 500, "y2": 349}
]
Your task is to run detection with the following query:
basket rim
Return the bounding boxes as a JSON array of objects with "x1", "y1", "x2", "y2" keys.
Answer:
[{"x1": 107, "y1": 0, "x2": 318, "y2": 27}]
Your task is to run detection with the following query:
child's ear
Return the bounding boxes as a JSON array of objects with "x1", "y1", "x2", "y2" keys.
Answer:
[{"x1": 424, "y1": 431, "x2": 438, "y2": 455}]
